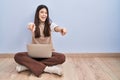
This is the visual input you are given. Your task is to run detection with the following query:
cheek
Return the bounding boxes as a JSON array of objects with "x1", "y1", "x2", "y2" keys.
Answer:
[
  {"x1": 45, "y1": 14, "x2": 47, "y2": 17},
  {"x1": 39, "y1": 14, "x2": 42, "y2": 19}
]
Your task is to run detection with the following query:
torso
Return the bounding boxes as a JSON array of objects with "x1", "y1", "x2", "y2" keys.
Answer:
[{"x1": 31, "y1": 23, "x2": 54, "y2": 50}]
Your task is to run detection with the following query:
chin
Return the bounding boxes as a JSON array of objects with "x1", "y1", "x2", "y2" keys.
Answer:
[
  {"x1": 41, "y1": 20, "x2": 46, "y2": 22},
  {"x1": 41, "y1": 19, "x2": 46, "y2": 22}
]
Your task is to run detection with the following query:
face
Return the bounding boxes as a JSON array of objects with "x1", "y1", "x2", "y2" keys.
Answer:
[{"x1": 39, "y1": 8, "x2": 47, "y2": 22}]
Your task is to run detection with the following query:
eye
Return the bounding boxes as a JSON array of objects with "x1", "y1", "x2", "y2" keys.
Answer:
[{"x1": 40, "y1": 11, "x2": 44, "y2": 14}]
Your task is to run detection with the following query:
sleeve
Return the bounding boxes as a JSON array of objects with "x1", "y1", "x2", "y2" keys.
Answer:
[{"x1": 50, "y1": 22, "x2": 58, "y2": 32}]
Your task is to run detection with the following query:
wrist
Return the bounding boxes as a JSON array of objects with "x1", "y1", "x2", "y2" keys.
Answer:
[{"x1": 60, "y1": 28, "x2": 63, "y2": 32}]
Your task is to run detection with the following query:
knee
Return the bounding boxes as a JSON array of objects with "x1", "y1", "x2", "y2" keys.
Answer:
[
  {"x1": 14, "y1": 53, "x2": 21, "y2": 62},
  {"x1": 14, "y1": 52, "x2": 27, "y2": 62},
  {"x1": 58, "y1": 54, "x2": 66, "y2": 64}
]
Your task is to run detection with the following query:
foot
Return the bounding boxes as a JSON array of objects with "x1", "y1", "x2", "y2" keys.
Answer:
[
  {"x1": 16, "y1": 64, "x2": 28, "y2": 72},
  {"x1": 44, "y1": 65, "x2": 63, "y2": 76}
]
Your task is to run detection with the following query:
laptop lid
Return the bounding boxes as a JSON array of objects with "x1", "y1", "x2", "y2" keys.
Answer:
[{"x1": 27, "y1": 44, "x2": 52, "y2": 58}]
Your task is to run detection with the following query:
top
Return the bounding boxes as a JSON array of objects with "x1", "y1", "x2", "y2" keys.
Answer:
[{"x1": 28, "y1": 22, "x2": 58, "y2": 51}]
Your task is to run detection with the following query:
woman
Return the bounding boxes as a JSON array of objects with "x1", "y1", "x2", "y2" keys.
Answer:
[{"x1": 14, "y1": 5, "x2": 67, "y2": 77}]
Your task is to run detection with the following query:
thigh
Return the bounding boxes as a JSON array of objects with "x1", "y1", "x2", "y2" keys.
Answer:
[
  {"x1": 33, "y1": 52, "x2": 65, "y2": 61},
  {"x1": 39, "y1": 52, "x2": 65, "y2": 66}
]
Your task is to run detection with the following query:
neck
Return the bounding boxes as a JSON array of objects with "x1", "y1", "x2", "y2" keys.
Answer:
[
  {"x1": 41, "y1": 21, "x2": 45, "y2": 24},
  {"x1": 39, "y1": 20, "x2": 45, "y2": 24},
  {"x1": 40, "y1": 22, "x2": 45, "y2": 26}
]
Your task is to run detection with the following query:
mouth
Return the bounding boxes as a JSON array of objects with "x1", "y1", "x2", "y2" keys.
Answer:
[{"x1": 41, "y1": 17, "x2": 46, "y2": 19}]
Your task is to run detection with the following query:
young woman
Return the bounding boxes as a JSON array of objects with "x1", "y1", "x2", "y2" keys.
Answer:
[{"x1": 14, "y1": 5, "x2": 67, "y2": 77}]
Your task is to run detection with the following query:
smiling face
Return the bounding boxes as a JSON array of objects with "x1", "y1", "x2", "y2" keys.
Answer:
[{"x1": 39, "y1": 8, "x2": 47, "y2": 23}]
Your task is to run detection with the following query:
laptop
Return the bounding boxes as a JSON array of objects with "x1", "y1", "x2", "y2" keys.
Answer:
[{"x1": 27, "y1": 44, "x2": 52, "y2": 58}]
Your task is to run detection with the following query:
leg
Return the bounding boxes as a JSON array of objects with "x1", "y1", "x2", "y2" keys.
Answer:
[
  {"x1": 39, "y1": 52, "x2": 65, "y2": 75},
  {"x1": 34, "y1": 52, "x2": 66, "y2": 66},
  {"x1": 14, "y1": 52, "x2": 66, "y2": 76},
  {"x1": 14, "y1": 52, "x2": 46, "y2": 77}
]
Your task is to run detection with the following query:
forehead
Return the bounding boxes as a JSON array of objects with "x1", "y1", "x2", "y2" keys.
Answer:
[{"x1": 39, "y1": 8, "x2": 47, "y2": 12}]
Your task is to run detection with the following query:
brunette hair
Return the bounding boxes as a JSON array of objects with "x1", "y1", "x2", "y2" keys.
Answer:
[{"x1": 34, "y1": 5, "x2": 50, "y2": 38}]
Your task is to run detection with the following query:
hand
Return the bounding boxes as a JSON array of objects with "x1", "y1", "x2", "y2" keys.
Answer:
[
  {"x1": 27, "y1": 23, "x2": 35, "y2": 32},
  {"x1": 60, "y1": 28, "x2": 67, "y2": 36}
]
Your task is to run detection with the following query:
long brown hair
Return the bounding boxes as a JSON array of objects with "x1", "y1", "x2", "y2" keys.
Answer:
[{"x1": 34, "y1": 5, "x2": 51, "y2": 38}]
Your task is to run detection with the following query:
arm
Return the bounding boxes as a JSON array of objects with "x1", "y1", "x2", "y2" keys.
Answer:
[{"x1": 54, "y1": 26, "x2": 67, "y2": 36}]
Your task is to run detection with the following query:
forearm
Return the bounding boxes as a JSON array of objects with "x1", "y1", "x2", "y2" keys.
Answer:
[
  {"x1": 54, "y1": 26, "x2": 63, "y2": 32},
  {"x1": 54, "y1": 26, "x2": 67, "y2": 36}
]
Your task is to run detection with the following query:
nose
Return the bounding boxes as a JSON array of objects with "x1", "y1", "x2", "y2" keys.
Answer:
[{"x1": 43, "y1": 13, "x2": 46, "y2": 16}]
